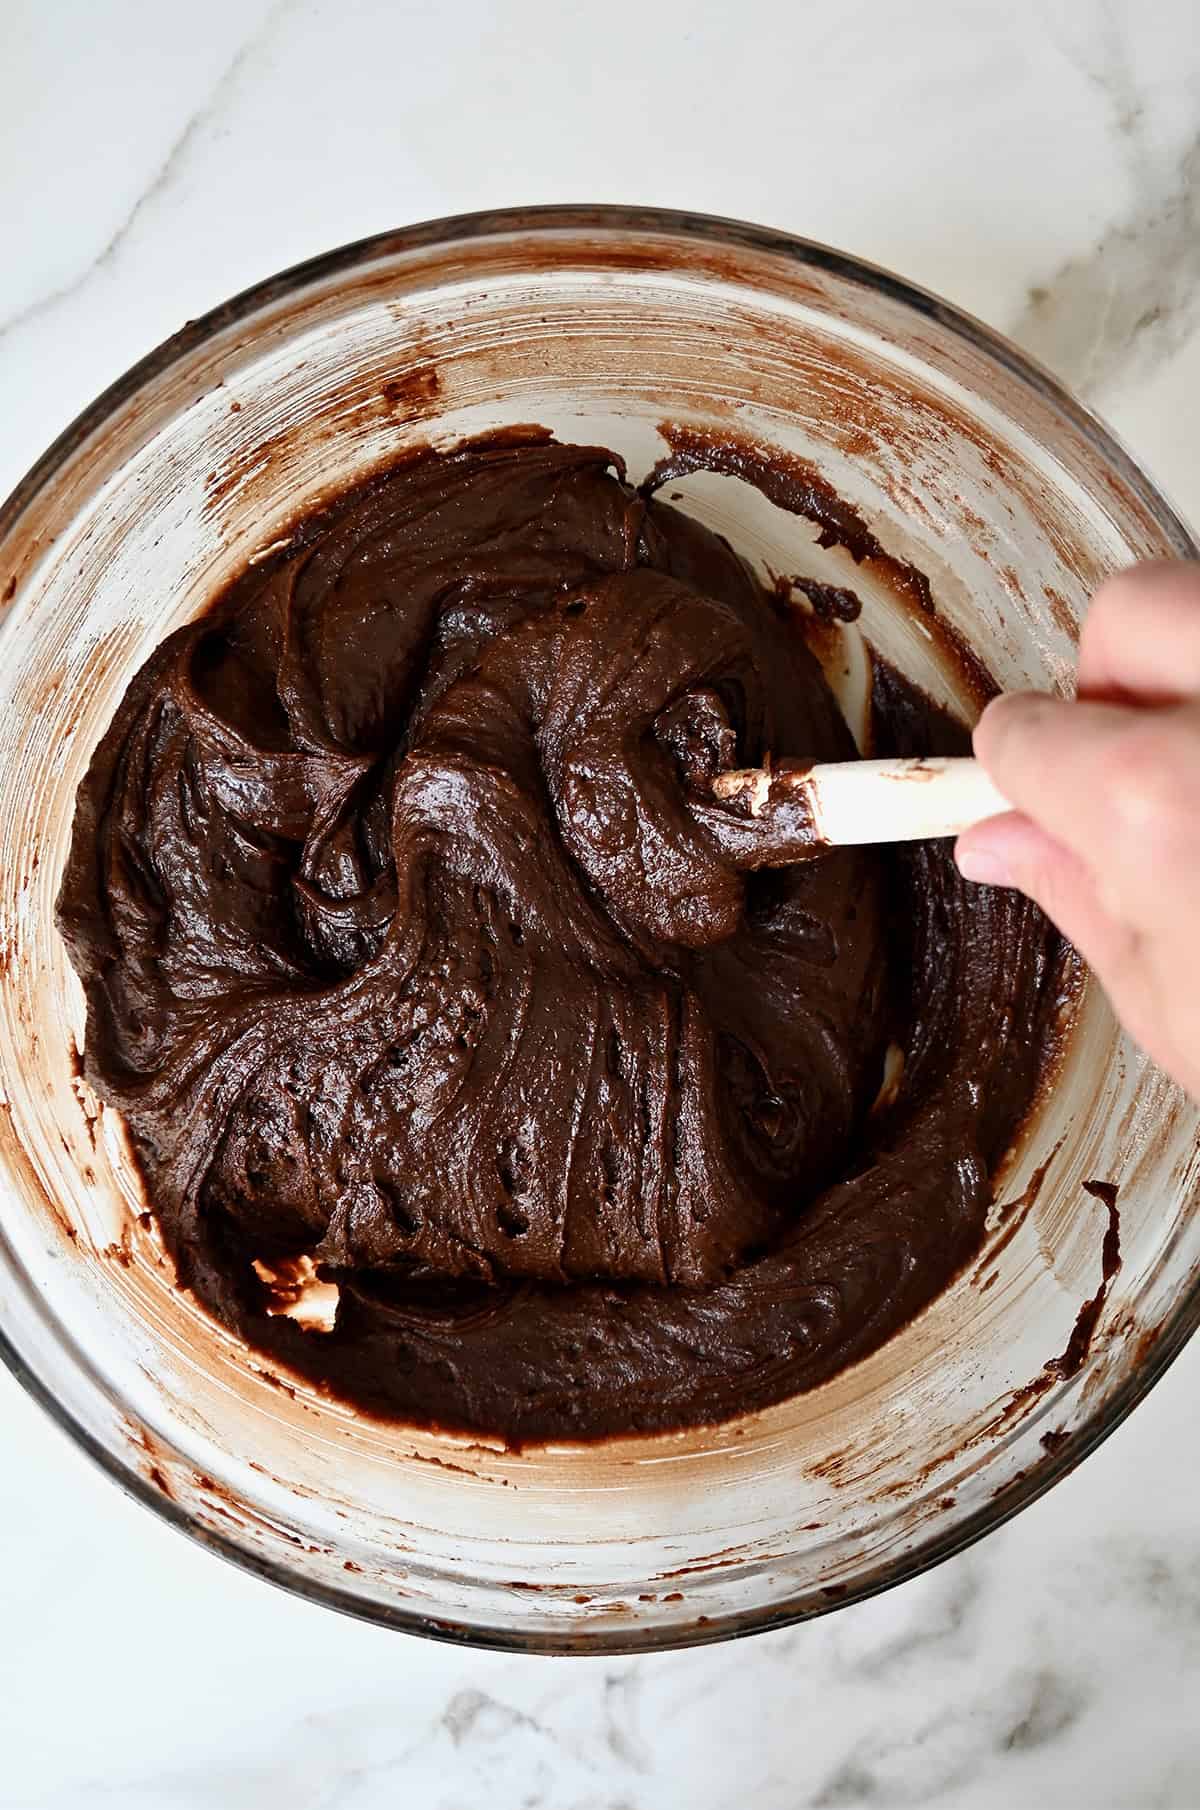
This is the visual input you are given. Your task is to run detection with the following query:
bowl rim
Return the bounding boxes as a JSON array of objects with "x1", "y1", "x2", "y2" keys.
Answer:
[{"x1": 1, "y1": 201, "x2": 1198, "y2": 1657}]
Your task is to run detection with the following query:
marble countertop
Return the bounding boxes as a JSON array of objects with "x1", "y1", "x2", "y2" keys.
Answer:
[{"x1": 3, "y1": 2, "x2": 1200, "y2": 1804}]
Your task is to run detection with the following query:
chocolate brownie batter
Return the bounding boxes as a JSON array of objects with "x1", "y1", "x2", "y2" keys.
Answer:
[{"x1": 58, "y1": 432, "x2": 1064, "y2": 1441}]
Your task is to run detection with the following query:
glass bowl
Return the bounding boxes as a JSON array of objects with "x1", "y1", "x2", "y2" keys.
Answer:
[{"x1": 0, "y1": 205, "x2": 1197, "y2": 1656}]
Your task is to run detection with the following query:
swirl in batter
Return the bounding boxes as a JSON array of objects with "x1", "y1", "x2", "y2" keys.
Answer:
[{"x1": 58, "y1": 432, "x2": 1064, "y2": 1441}]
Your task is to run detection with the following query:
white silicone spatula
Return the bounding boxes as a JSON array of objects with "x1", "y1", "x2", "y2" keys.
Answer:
[{"x1": 708, "y1": 756, "x2": 1010, "y2": 854}]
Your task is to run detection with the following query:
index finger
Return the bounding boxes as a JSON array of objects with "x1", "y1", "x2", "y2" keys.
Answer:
[
  {"x1": 972, "y1": 692, "x2": 1200, "y2": 925},
  {"x1": 1079, "y1": 562, "x2": 1200, "y2": 703}
]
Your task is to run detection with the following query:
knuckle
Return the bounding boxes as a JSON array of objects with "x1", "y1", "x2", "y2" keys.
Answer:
[
  {"x1": 1104, "y1": 726, "x2": 1182, "y2": 842},
  {"x1": 1092, "y1": 561, "x2": 1195, "y2": 615},
  {"x1": 1085, "y1": 562, "x2": 1200, "y2": 665},
  {"x1": 975, "y1": 693, "x2": 1044, "y2": 775},
  {"x1": 1082, "y1": 572, "x2": 1137, "y2": 649}
]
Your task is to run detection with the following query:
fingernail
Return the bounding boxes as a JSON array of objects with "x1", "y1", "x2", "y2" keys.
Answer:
[{"x1": 955, "y1": 845, "x2": 1013, "y2": 886}]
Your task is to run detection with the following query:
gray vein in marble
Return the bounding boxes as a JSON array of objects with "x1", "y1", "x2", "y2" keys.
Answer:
[
  {"x1": 1002, "y1": 1667, "x2": 1088, "y2": 1753},
  {"x1": 835, "y1": 1562, "x2": 982, "y2": 1683},
  {"x1": 443, "y1": 1686, "x2": 546, "y2": 1748},
  {"x1": 1095, "y1": 1538, "x2": 1200, "y2": 1649},
  {"x1": 1051, "y1": 1, "x2": 1152, "y2": 154},
  {"x1": 811, "y1": 1661, "x2": 1090, "y2": 1808},
  {"x1": 1009, "y1": 124, "x2": 1200, "y2": 401},
  {"x1": 603, "y1": 1672, "x2": 651, "y2": 1774},
  {"x1": 0, "y1": 0, "x2": 294, "y2": 346}
]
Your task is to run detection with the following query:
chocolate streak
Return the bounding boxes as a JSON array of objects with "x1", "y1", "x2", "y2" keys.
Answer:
[
  {"x1": 1046, "y1": 1181, "x2": 1122, "y2": 1380},
  {"x1": 58, "y1": 432, "x2": 1064, "y2": 1442}
]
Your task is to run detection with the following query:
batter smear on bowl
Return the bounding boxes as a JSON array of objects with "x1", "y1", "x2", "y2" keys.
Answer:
[{"x1": 58, "y1": 431, "x2": 1066, "y2": 1441}]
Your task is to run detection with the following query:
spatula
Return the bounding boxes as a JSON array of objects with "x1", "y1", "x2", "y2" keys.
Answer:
[{"x1": 700, "y1": 756, "x2": 1009, "y2": 863}]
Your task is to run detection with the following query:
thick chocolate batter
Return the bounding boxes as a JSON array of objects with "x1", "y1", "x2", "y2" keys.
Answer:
[{"x1": 58, "y1": 432, "x2": 1064, "y2": 1441}]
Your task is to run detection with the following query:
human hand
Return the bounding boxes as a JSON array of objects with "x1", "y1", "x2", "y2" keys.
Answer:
[{"x1": 955, "y1": 561, "x2": 1200, "y2": 1101}]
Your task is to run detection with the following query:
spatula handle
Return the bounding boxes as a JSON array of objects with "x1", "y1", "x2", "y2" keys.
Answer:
[{"x1": 712, "y1": 757, "x2": 1010, "y2": 848}]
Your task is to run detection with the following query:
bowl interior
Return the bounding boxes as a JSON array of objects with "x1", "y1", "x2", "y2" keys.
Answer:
[{"x1": 0, "y1": 211, "x2": 1197, "y2": 1652}]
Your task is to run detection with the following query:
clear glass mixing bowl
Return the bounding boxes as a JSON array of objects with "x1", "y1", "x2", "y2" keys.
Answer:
[{"x1": 0, "y1": 206, "x2": 1197, "y2": 1655}]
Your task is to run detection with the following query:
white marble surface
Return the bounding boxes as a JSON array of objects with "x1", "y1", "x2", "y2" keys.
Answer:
[{"x1": 3, "y1": 2, "x2": 1200, "y2": 1804}]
